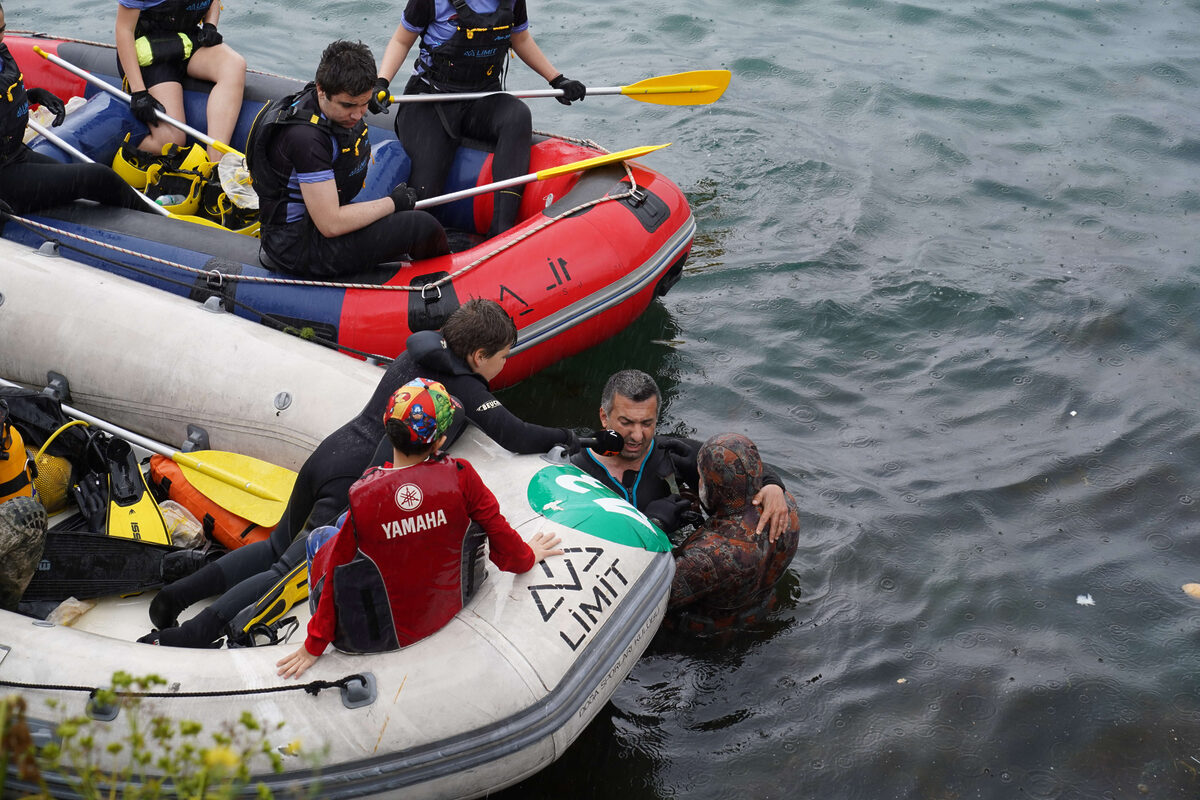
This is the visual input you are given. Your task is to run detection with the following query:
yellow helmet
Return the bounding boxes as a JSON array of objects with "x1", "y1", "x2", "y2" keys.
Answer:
[{"x1": 0, "y1": 402, "x2": 35, "y2": 504}]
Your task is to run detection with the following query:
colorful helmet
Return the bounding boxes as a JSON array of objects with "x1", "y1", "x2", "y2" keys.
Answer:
[{"x1": 383, "y1": 378, "x2": 462, "y2": 446}]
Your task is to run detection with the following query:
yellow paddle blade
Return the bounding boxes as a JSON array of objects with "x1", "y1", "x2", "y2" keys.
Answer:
[
  {"x1": 534, "y1": 143, "x2": 671, "y2": 181},
  {"x1": 619, "y1": 70, "x2": 732, "y2": 106},
  {"x1": 173, "y1": 451, "x2": 297, "y2": 527}
]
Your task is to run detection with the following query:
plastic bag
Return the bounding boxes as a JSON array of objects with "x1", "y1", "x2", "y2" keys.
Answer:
[
  {"x1": 159, "y1": 500, "x2": 204, "y2": 550},
  {"x1": 46, "y1": 596, "x2": 96, "y2": 626}
]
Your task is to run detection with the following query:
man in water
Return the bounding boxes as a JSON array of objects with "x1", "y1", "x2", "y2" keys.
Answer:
[
  {"x1": 247, "y1": 39, "x2": 449, "y2": 278},
  {"x1": 570, "y1": 369, "x2": 792, "y2": 540},
  {"x1": 665, "y1": 433, "x2": 800, "y2": 632}
]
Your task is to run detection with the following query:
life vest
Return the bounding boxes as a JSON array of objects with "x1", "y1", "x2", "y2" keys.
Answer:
[
  {"x1": 420, "y1": 0, "x2": 515, "y2": 94},
  {"x1": 313, "y1": 457, "x2": 478, "y2": 651},
  {"x1": 245, "y1": 84, "x2": 370, "y2": 228},
  {"x1": 134, "y1": 0, "x2": 214, "y2": 36},
  {"x1": 0, "y1": 400, "x2": 35, "y2": 504},
  {"x1": 0, "y1": 43, "x2": 30, "y2": 166}
]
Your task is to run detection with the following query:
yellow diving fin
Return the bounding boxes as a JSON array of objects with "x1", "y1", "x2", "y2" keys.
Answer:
[
  {"x1": 104, "y1": 438, "x2": 172, "y2": 546},
  {"x1": 227, "y1": 560, "x2": 309, "y2": 645}
]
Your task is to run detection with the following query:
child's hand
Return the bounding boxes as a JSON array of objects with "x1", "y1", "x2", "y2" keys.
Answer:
[
  {"x1": 528, "y1": 531, "x2": 564, "y2": 562},
  {"x1": 277, "y1": 646, "x2": 320, "y2": 679}
]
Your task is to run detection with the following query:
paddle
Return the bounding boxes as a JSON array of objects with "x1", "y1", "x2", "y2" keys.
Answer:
[
  {"x1": 385, "y1": 69, "x2": 732, "y2": 107},
  {"x1": 32, "y1": 45, "x2": 243, "y2": 158},
  {"x1": 0, "y1": 377, "x2": 295, "y2": 526},
  {"x1": 414, "y1": 143, "x2": 670, "y2": 210}
]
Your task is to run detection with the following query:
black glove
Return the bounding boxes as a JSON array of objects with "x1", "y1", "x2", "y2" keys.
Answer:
[
  {"x1": 193, "y1": 22, "x2": 223, "y2": 48},
  {"x1": 389, "y1": 182, "x2": 418, "y2": 213},
  {"x1": 27, "y1": 87, "x2": 66, "y2": 127},
  {"x1": 71, "y1": 472, "x2": 109, "y2": 532},
  {"x1": 644, "y1": 494, "x2": 694, "y2": 534},
  {"x1": 368, "y1": 77, "x2": 392, "y2": 115},
  {"x1": 129, "y1": 90, "x2": 165, "y2": 127},
  {"x1": 549, "y1": 74, "x2": 586, "y2": 105},
  {"x1": 657, "y1": 436, "x2": 696, "y2": 474}
]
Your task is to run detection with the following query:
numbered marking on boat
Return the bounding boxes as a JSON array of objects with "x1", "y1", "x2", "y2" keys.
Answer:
[
  {"x1": 527, "y1": 546, "x2": 628, "y2": 651},
  {"x1": 545, "y1": 257, "x2": 572, "y2": 291}
]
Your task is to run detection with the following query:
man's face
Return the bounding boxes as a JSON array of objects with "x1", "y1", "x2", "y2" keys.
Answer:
[
  {"x1": 599, "y1": 393, "x2": 658, "y2": 463},
  {"x1": 316, "y1": 87, "x2": 372, "y2": 128}
]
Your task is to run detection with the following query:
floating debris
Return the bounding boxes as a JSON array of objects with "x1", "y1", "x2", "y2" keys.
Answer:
[
  {"x1": 1182, "y1": 583, "x2": 1200, "y2": 600},
  {"x1": 1076, "y1": 594, "x2": 1095, "y2": 606}
]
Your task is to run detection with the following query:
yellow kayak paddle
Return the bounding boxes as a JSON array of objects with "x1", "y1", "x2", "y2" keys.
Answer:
[
  {"x1": 415, "y1": 143, "x2": 670, "y2": 209},
  {"x1": 387, "y1": 69, "x2": 732, "y2": 107}
]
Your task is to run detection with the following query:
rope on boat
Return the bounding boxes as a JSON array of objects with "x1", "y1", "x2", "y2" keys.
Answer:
[
  {"x1": 2, "y1": 133, "x2": 640, "y2": 296},
  {"x1": 0, "y1": 210, "x2": 394, "y2": 363},
  {"x1": 0, "y1": 673, "x2": 366, "y2": 701}
]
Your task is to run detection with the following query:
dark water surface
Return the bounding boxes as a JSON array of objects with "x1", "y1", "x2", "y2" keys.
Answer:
[{"x1": 21, "y1": 0, "x2": 1200, "y2": 796}]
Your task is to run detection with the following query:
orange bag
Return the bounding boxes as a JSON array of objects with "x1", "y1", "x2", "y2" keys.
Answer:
[{"x1": 148, "y1": 454, "x2": 273, "y2": 550}]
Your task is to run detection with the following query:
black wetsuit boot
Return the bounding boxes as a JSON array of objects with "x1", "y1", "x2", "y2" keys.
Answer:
[
  {"x1": 148, "y1": 563, "x2": 227, "y2": 629},
  {"x1": 139, "y1": 606, "x2": 225, "y2": 648}
]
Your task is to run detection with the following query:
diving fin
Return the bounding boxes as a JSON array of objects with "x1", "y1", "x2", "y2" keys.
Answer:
[
  {"x1": 22, "y1": 530, "x2": 175, "y2": 601},
  {"x1": 225, "y1": 561, "x2": 308, "y2": 646},
  {"x1": 104, "y1": 438, "x2": 172, "y2": 546}
]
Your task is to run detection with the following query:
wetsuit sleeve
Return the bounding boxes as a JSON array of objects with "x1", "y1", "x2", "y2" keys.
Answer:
[
  {"x1": 512, "y1": 0, "x2": 529, "y2": 33},
  {"x1": 304, "y1": 513, "x2": 360, "y2": 656},
  {"x1": 402, "y1": 0, "x2": 434, "y2": 32},
  {"x1": 447, "y1": 374, "x2": 572, "y2": 454},
  {"x1": 457, "y1": 458, "x2": 535, "y2": 573},
  {"x1": 761, "y1": 462, "x2": 785, "y2": 491},
  {"x1": 668, "y1": 534, "x2": 722, "y2": 609},
  {"x1": 276, "y1": 123, "x2": 338, "y2": 184}
]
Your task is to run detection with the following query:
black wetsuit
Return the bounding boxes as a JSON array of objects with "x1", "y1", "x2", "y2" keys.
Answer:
[
  {"x1": 248, "y1": 85, "x2": 448, "y2": 277},
  {"x1": 570, "y1": 436, "x2": 787, "y2": 534},
  {"x1": 0, "y1": 44, "x2": 145, "y2": 215},
  {"x1": 145, "y1": 329, "x2": 575, "y2": 646},
  {"x1": 394, "y1": 0, "x2": 533, "y2": 237}
]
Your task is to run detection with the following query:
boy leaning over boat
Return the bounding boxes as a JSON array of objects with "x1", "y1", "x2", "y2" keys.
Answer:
[
  {"x1": 247, "y1": 39, "x2": 450, "y2": 278},
  {"x1": 276, "y1": 378, "x2": 562, "y2": 679}
]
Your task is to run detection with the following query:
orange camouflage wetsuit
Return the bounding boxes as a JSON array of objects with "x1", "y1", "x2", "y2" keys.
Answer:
[{"x1": 666, "y1": 433, "x2": 800, "y2": 633}]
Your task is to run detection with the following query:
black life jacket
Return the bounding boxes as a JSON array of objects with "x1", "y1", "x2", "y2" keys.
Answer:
[
  {"x1": 420, "y1": 0, "x2": 515, "y2": 94},
  {"x1": 0, "y1": 43, "x2": 30, "y2": 166},
  {"x1": 135, "y1": 0, "x2": 214, "y2": 36},
  {"x1": 245, "y1": 84, "x2": 371, "y2": 228}
]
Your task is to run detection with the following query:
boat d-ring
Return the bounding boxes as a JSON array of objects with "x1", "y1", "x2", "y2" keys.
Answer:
[
  {"x1": 205, "y1": 269, "x2": 225, "y2": 290},
  {"x1": 420, "y1": 283, "x2": 442, "y2": 304},
  {"x1": 627, "y1": 186, "x2": 648, "y2": 207}
]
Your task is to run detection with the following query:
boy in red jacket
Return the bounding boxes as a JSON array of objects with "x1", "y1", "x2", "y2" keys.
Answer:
[{"x1": 277, "y1": 378, "x2": 562, "y2": 678}]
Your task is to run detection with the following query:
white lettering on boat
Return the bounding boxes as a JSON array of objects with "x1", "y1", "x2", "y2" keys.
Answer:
[{"x1": 382, "y1": 509, "x2": 447, "y2": 539}]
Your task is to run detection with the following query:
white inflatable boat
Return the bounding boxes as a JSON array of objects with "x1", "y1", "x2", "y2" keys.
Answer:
[{"x1": 0, "y1": 238, "x2": 673, "y2": 798}]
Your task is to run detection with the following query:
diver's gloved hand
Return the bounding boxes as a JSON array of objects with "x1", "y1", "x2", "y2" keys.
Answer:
[
  {"x1": 368, "y1": 77, "x2": 392, "y2": 115},
  {"x1": 644, "y1": 494, "x2": 694, "y2": 534},
  {"x1": 389, "y1": 182, "x2": 418, "y2": 213},
  {"x1": 193, "y1": 22, "x2": 223, "y2": 48},
  {"x1": 129, "y1": 90, "x2": 165, "y2": 127},
  {"x1": 26, "y1": 88, "x2": 66, "y2": 127},
  {"x1": 549, "y1": 74, "x2": 586, "y2": 105},
  {"x1": 657, "y1": 436, "x2": 697, "y2": 475}
]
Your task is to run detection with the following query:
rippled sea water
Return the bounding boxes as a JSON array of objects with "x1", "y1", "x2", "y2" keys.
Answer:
[{"x1": 19, "y1": 0, "x2": 1200, "y2": 796}]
